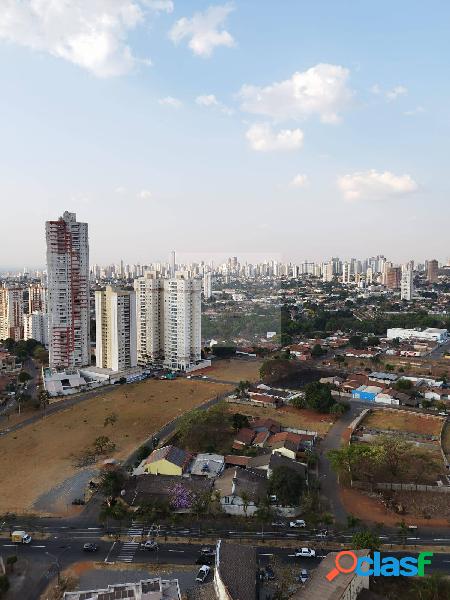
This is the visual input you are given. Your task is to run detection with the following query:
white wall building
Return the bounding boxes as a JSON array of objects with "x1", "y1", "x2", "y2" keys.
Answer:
[
  {"x1": 95, "y1": 286, "x2": 137, "y2": 372},
  {"x1": 134, "y1": 272, "x2": 202, "y2": 371},
  {"x1": 0, "y1": 286, "x2": 24, "y2": 341},
  {"x1": 387, "y1": 327, "x2": 448, "y2": 344},
  {"x1": 400, "y1": 263, "x2": 414, "y2": 301},
  {"x1": 28, "y1": 283, "x2": 47, "y2": 313},
  {"x1": 23, "y1": 311, "x2": 49, "y2": 347},
  {"x1": 163, "y1": 274, "x2": 202, "y2": 370},
  {"x1": 203, "y1": 272, "x2": 212, "y2": 299},
  {"x1": 46, "y1": 211, "x2": 90, "y2": 369}
]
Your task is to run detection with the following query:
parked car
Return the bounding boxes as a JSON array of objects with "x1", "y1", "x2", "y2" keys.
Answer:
[
  {"x1": 143, "y1": 540, "x2": 158, "y2": 551},
  {"x1": 196, "y1": 565, "x2": 211, "y2": 583},
  {"x1": 199, "y1": 546, "x2": 215, "y2": 557},
  {"x1": 298, "y1": 569, "x2": 308, "y2": 584},
  {"x1": 83, "y1": 543, "x2": 98, "y2": 552},
  {"x1": 294, "y1": 548, "x2": 316, "y2": 558},
  {"x1": 265, "y1": 565, "x2": 275, "y2": 580},
  {"x1": 290, "y1": 519, "x2": 306, "y2": 528}
]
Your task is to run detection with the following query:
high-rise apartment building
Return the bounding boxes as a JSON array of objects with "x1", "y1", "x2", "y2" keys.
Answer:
[
  {"x1": 322, "y1": 262, "x2": 334, "y2": 282},
  {"x1": 95, "y1": 286, "x2": 137, "y2": 372},
  {"x1": 203, "y1": 272, "x2": 212, "y2": 299},
  {"x1": 46, "y1": 211, "x2": 90, "y2": 369},
  {"x1": 386, "y1": 266, "x2": 401, "y2": 289},
  {"x1": 24, "y1": 312, "x2": 49, "y2": 346},
  {"x1": 342, "y1": 262, "x2": 351, "y2": 284},
  {"x1": 427, "y1": 259, "x2": 439, "y2": 283},
  {"x1": 400, "y1": 263, "x2": 414, "y2": 301},
  {"x1": 134, "y1": 272, "x2": 201, "y2": 371},
  {"x1": 0, "y1": 286, "x2": 24, "y2": 341},
  {"x1": 28, "y1": 283, "x2": 47, "y2": 313}
]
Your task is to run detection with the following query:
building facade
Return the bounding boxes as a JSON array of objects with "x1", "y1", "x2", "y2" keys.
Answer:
[
  {"x1": 95, "y1": 286, "x2": 137, "y2": 372},
  {"x1": 28, "y1": 283, "x2": 47, "y2": 313},
  {"x1": 134, "y1": 272, "x2": 202, "y2": 371},
  {"x1": 0, "y1": 286, "x2": 24, "y2": 341},
  {"x1": 46, "y1": 211, "x2": 90, "y2": 369},
  {"x1": 427, "y1": 259, "x2": 439, "y2": 283},
  {"x1": 23, "y1": 311, "x2": 49, "y2": 346},
  {"x1": 400, "y1": 263, "x2": 413, "y2": 301}
]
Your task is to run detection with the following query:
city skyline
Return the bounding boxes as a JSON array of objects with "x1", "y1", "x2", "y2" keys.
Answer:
[{"x1": 1, "y1": 1, "x2": 449, "y2": 265}]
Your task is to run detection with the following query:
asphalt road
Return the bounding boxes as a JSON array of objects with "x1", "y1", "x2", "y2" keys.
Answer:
[{"x1": 2, "y1": 530, "x2": 450, "y2": 600}]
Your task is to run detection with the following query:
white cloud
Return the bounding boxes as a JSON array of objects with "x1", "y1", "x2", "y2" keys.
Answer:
[
  {"x1": 0, "y1": 1, "x2": 171, "y2": 77},
  {"x1": 246, "y1": 123, "x2": 304, "y2": 152},
  {"x1": 386, "y1": 85, "x2": 408, "y2": 101},
  {"x1": 404, "y1": 106, "x2": 425, "y2": 116},
  {"x1": 142, "y1": 0, "x2": 173, "y2": 12},
  {"x1": 238, "y1": 64, "x2": 353, "y2": 124},
  {"x1": 337, "y1": 170, "x2": 418, "y2": 202},
  {"x1": 290, "y1": 173, "x2": 309, "y2": 187},
  {"x1": 169, "y1": 3, "x2": 235, "y2": 57},
  {"x1": 196, "y1": 94, "x2": 233, "y2": 115},
  {"x1": 159, "y1": 96, "x2": 182, "y2": 108},
  {"x1": 371, "y1": 83, "x2": 408, "y2": 101},
  {"x1": 138, "y1": 189, "x2": 152, "y2": 199},
  {"x1": 115, "y1": 186, "x2": 126, "y2": 193}
]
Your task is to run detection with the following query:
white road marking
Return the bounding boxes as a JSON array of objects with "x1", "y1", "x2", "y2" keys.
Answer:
[{"x1": 168, "y1": 550, "x2": 185, "y2": 553}]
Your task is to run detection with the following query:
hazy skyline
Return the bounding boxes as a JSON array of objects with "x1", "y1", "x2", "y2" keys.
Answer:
[{"x1": 1, "y1": 1, "x2": 449, "y2": 267}]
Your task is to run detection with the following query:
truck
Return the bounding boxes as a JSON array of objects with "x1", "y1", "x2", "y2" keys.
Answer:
[{"x1": 11, "y1": 531, "x2": 32, "y2": 544}]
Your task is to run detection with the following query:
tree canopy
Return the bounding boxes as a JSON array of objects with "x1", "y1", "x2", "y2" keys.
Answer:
[{"x1": 269, "y1": 466, "x2": 304, "y2": 506}]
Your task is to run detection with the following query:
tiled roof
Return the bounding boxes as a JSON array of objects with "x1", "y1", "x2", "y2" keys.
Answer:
[
  {"x1": 146, "y1": 445, "x2": 192, "y2": 469},
  {"x1": 216, "y1": 541, "x2": 256, "y2": 600}
]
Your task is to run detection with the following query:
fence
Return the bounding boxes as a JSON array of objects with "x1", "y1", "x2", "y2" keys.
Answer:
[{"x1": 351, "y1": 481, "x2": 450, "y2": 494}]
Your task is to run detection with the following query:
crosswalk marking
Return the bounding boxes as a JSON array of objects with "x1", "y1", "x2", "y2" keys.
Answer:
[{"x1": 117, "y1": 521, "x2": 143, "y2": 563}]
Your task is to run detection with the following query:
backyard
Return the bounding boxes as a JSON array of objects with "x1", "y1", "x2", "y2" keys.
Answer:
[{"x1": 0, "y1": 378, "x2": 232, "y2": 515}]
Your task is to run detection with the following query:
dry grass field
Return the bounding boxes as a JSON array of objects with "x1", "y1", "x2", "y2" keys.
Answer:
[
  {"x1": 363, "y1": 409, "x2": 444, "y2": 436},
  {"x1": 226, "y1": 403, "x2": 335, "y2": 436},
  {"x1": 199, "y1": 358, "x2": 263, "y2": 382},
  {"x1": 0, "y1": 378, "x2": 232, "y2": 515}
]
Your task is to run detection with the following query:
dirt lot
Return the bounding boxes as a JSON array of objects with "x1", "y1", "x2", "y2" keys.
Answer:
[
  {"x1": 362, "y1": 409, "x2": 444, "y2": 436},
  {"x1": 198, "y1": 358, "x2": 263, "y2": 382},
  {"x1": 0, "y1": 379, "x2": 231, "y2": 516},
  {"x1": 340, "y1": 487, "x2": 450, "y2": 528},
  {"x1": 226, "y1": 403, "x2": 335, "y2": 436}
]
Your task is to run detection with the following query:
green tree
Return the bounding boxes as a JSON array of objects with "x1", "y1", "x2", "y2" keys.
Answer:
[
  {"x1": 99, "y1": 501, "x2": 129, "y2": 530},
  {"x1": 93, "y1": 436, "x2": 116, "y2": 455},
  {"x1": 413, "y1": 573, "x2": 450, "y2": 600},
  {"x1": 98, "y1": 470, "x2": 124, "y2": 501},
  {"x1": 351, "y1": 530, "x2": 381, "y2": 553},
  {"x1": 240, "y1": 491, "x2": 250, "y2": 517},
  {"x1": 234, "y1": 380, "x2": 251, "y2": 399},
  {"x1": 232, "y1": 413, "x2": 250, "y2": 432},
  {"x1": 269, "y1": 466, "x2": 304, "y2": 506},
  {"x1": 311, "y1": 344, "x2": 326, "y2": 358},
  {"x1": 18, "y1": 371, "x2": 32, "y2": 383},
  {"x1": 0, "y1": 574, "x2": 10, "y2": 596},
  {"x1": 304, "y1": 382, "x2": 336, "y2": 413}
]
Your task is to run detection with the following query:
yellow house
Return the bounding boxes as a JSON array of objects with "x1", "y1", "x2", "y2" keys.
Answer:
[{"x1": 143, "y1": 445, "x2": 192, "y2": 476}]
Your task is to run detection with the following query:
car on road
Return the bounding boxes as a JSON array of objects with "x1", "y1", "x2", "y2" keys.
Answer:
[
  {"x1": 264, "y1": 565, "x2": 275, "y2": 580},
  {"x1": 83, "y1": 543, "x2": 98, "y2": 552},
  {"x1": 271, "y1": 521, "x2": 286, "y2": 528},
  {"x1": 290, "y1": 519, "x2": 306, "y2": 528},
  {"x1": 315, "y1": 530, "x2": 328, "y2": 538},
  {"x1": 196, "y1": 565, "x2": 211, "y2": 583},
  {"x1": 142, "y1": 540, "x2": 158, "y2": 551},
  {"x1": 298, "y1": 569, "x2": 308, "y2": 584},
  {"x1": 294, "y1": 548, "x2": 316, "y2": 558},
  {"x1": 199, "y1": 546, "x2": 215, "y2": 557}
]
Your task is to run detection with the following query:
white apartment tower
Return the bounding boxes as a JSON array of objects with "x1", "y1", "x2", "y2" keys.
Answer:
[
  {"x1": 24, "y1": 312, "x2": 49, "y2": 347},
  {"x1": 134, "y1": 272, "x2": 164, "y2": 364},
  {"x1": 342, "y1": 262, "x2": 351, "y2": 284},
  {"x1": 95, "y1": 286, "x2": 137, "y2": 372},
  {"x1": 134, "y1": 272, "x2": 202, "y2": 371},
  {"x1": 46, "y1": 211, "x2": 90, "y2": 369},
  {"x1": 0, "y1": 286, "x2": 24, "y2": 341},
  {"x1": 400, "y1": 263, "x2": 414, "y2": 301},
  {"x1": 28, "y1": 283, "x2": 47, "y2": 313},
  {"x1": 203, "y1": 272, "x2": 212, "y2": 299}
]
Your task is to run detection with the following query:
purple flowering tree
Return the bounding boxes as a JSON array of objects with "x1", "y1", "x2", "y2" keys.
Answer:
[{"x1": 168, "y1": 483, "x2": 194, "y2": 510}]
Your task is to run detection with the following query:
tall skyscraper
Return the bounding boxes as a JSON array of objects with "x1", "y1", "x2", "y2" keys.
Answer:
[
  {"x1": 0, "y1": 286, "x2": 24, "y2": 341},
  {"x1": 203, "y1": 272, "x2": 212, "y2": 298},
  {"x1": 342, "y1": 262, "x2": 351, "y2": 284},
  {"x1": 46, "y1": 211, "x2": 90, "y2": 369},
  {"x1": 28, "y1": 283, "x2": 47, "y2": 313},
  {"x1": 163, "y1": 274, "x2": 202, "y2": 370},
  {"x1": 386, "y1": 266, "x2": 401, "y2": 289},
  {"x1": 400, "y1": 263, "x2": 414, "y2": 301},
  {"x1": 95, "y1": 286, "x2": 137, "y2": 371},
  {"x1": 134, "y1": 272, "x2": 201, "y2": 371},
  {"x1": 427, "y1": 259, "x2": 439, "y2": 283},
  {"x1": 170, "y1": 251, "x2": 176, "y2": 277}
]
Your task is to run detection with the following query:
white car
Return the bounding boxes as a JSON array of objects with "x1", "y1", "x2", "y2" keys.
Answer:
[
  {"x1": 196, "y1": 565, "x2": 211, "y2": 583},
  {"x1": 143, "y1": 540, "x2": 158, "y2": 551},
  {"x1": 295, "y1": 548, "x2": 316, "y2": 558},
  {"x1": 290, "y1": 519, "x2": 306, "y2": 528},
  {"x1": 298, "y1": 569, "x2": 308, "y2": 583}
]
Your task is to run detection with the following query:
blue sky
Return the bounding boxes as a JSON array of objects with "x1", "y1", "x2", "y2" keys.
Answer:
[{"x1": 0, "y1": 0, "x2": 449, "y2": 267}]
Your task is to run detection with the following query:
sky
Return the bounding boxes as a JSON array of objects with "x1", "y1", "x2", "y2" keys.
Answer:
[{"x1": 0, "y1": 0, "x2": 449, "y2": 268}]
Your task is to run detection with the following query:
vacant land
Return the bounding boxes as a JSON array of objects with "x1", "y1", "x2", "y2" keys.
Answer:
[
  {"x1": 226, "y1": 403, "x2": 335, "y2": 436},
  {"x1": 0, "y1": 378, "x2": 232, "y2": 515},
  {"x1": 199, "y1": 358, "x2": 263, "y2": 382},
  {"x1": 363, "y1": 409, "x2": 444, "y2": 436}
]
